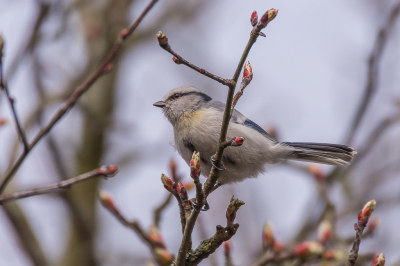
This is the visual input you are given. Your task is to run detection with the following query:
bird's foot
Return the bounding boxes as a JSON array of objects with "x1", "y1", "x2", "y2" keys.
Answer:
[
  {"x1": 210, "y1": 156, "x2": 226, "y2": 171},
  {"x1": 191, "y1": 198, "x2": 210, "y2": 211}
]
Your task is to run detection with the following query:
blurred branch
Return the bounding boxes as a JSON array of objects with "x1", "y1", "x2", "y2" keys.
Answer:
[
  {"x1": 100, "y1": 194, "x2": 155, "y2": 249},
  {"x1": 153, "y1": 193, "x2": 173, "y2": 228},
  {"x1": 249, "y1": 253, "x2": 295, "y2": 266},
  {"x1": 0, "y1": 0, "x2": 159, "y2": 193},
  {"x1": 345, "y1": 1, "x2": 400, "y2": 145},
  {"x1": 2, "y1": 203, "x2": 50, "y2": 266},
  {"x1": 0, "y1": 39, "x2": 29, "y2": 152},
  {"x1": 0, "y1": 166, "x2": 118, "y2": 204}
]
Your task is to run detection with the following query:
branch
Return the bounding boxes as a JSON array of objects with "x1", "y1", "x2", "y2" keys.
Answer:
[
  {"x1": 0, "y1": 166, "x2": 118, "y2": 204},
  {"x1": 153, "y1": 193, "x2": 173, "y2": 228},
  {"x1": 156, "y1": 32, "x2": 231, "y2": 86},
  {"x1": 0, "y1": 0, "x2": 159, "y2": 193},
  {"x1": 0, "y1": 38, "x2": 29, "y2": 152},
  {"x1": 249, "y1": 253, "x2": 295, "y2": 266},
  {"x1": 347, "y1": 200, "x2": 376, "y2": 266},
  {"x1": 99, "y1": 191, "x2": 155, "y2": 249},
  {"x1": 173, "y1": 9, "x2": 278, "y2": 266},
  {"x1": 185, "y1": 224, "x2": 239, "y2": 266},
  {"x1": 345, "y1": 1, "x2": 400, "y2": 145}
]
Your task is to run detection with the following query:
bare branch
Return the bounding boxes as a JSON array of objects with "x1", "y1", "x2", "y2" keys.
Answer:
[
  {"x1": 0, "y1": 166, "x2": 118, "y2": 204},
  {"x1": 345, "y1": 2, "x2": 400, "y2": 145},
  {"x1": 0, "y1": 0, "x2": 159, "y2": 193},
  {"x1": 0, "y1": 38, "x2": 29, "y2": 152},
  {"x1": 153, "y1": 193, "x2": 173, "y2": 228},
  {"x1": 157, "y1": 32, "x2": 231, "y2": 86}
]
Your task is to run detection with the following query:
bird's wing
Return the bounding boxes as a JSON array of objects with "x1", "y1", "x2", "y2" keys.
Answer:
[{"x1": 205, "y1": 100, "x2": 276, "y2": 142}]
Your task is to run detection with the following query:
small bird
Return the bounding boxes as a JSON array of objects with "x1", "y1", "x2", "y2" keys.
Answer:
[{"x1": 154, "y1": 86, "x2": 356, "y2": 184}]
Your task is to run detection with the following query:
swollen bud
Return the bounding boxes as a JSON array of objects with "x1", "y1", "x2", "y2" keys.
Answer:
[
  {"x1": 243, "y1": 61, "x2": 253, "y2": 82},
  {"x1": 372, "y1": 253, "x2": 385, "y2": 266},
  {"x1": 153, "y1": 248, "x2": 173, "y2": 266},
  {"x1": 294, "y1": 241, "x2": 324, "y2": 256},
  {"x1": 161, "y1": 174, "x2": 174, "y2": 192},
  {"x1": 358, "y1": 199, "x2": 376, "y2": 228},
  {"x1": 190, "y1": 151, "x2": 201, "y2": 177},
  {"x1": 98, "y1": 190, "x2": 117, "y2": 211},
  {"x1": 317, "y1": 220, "x2": 332, "y2": 244},
  {"x1": 232, "y1": 137, "x2": 245, "y2": 146},
  {"x1": 262, "y1": 222, "x2": 274, "y2": 250},
  {"x1": 148, "y1": 225, "x2": 166, "y2": 249},
  {"x1": 260, "y1": 9, "x2": 279, "y2": 26},
  {"x1": 156, "y1": 31, "x2": 169, "y2": 47},
  {"x1": 223, "y1": 240, "x2": 231, "y2": 257},
  {"x1": 226, "y1": 196, "x2": 245, "y2": 226},
  {"x1": 250, "y1": 11, "x2": 258, "y2": 26},
  {"x1": 97, "y1": 165, "x2": 119, "y2": 177}
]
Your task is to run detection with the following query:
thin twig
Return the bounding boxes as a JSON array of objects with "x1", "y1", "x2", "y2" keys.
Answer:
[
  {"x1": 0, "y1": 39, "x2": 29, "y2": 152},
  {"x1": 0, "y1": 0, "x2": 159, "y2": 193},
  {"x1": 345, "y1": 1, "x2": 400, "y2": 145},
  {"x1": 172, "y1": 189, "x2": 187, "y2": 234},
  {"x1": 153, "y1": 193, "x2": 173, "y2": 228},
  {"x1": 158, "y1": 42, "x2": 231, "y2": 86},
  {"x1": 101, "y1": 202, "x2": 155, "y2": 249},
  {"x1": 0, "y1": 166, "x2": 118, "y2": 204},
  {"x1": 347, "y1": 226, "x2": 364, "y2": 266}
]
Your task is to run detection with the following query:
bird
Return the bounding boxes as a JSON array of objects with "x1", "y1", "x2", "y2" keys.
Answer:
[{"x1": 154, "y1": 86, "x2": 356, "y2": 185}]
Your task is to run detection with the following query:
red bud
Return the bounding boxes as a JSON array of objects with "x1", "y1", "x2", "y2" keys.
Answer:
[{"x1": 251, "y1": 11, "x2": 258, "y2": 26}]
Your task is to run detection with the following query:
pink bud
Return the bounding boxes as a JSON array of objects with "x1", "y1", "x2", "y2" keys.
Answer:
[
  {"x1": 372, "y1": 253, "x2": 385, "y2": 266},
  {"x1": 262, "y1": 222, "x2": 274, "y2": 250},
  {"x1": 153, "y1": 248, "x2": 173, "y2": 266},
  {"x1": 250, "y1": 11, "x2": 258, "y2": 26},
  {"x1": 148, "y1": 225, "x2": 166, "y2": 249},
  {"x1": 223, "y1": 240, "x2": 231, "y2": 256},
  {"x1": 98, "y1": 190, "x2": 117, "y2": 211},
  {"x1": 161, "y1": 174, "x2": 174, "y2": 192},
  {"x1": 226, "y1": 196, "x2": 245, "y2": 225},
  {"x1": 358, "y1": 199, "x2": 376, "y2": 228},
  {"x1": 0, "y1": 117, "x2": 8, "y2": 127},
  {"x1": 156, "y1": 31, "x2": 168, "y2": 46},
  {"x1": 182, "y1": 181, "x2": 195, "y2": 191},
  {"x1": 260, "y1": 9, "x2": 279, "y2": 26},
  {"x1": 243, "y1": 61, "x2": 253, "y2": 82},
  {"x1": 307, "y1": 164, "x2": 324, "y2": 181},
  {"x1": 172, "y1": 56, "x2": 181, "y2": 65},
  {"x1": 317, "y1": 220, "x2": 332, "y2": 244},
  {"x1": 232, "y1": 137, "x2": 245, "y2": 146},
  {"x1": 294, "y1": 241, "x2": 324, "y2": 256},
  {"x1": 272, "y1": 240, "x2": 285, "y2": 253},
  {"x1": 190, "y1": 151, "x2": 201, "y2": 177},
  {"x1": 97, "y1": 165, "x2": 119, "y2": 177},
  {"x1": 120, "y1": 28, "x2": 129, "y2": 39},
  {"x1": 323, "y1": 249, "x2": 344, "y2": 261}
]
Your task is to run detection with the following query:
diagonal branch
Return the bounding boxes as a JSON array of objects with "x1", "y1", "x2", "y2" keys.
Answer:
[
  {"x1": 0, "y1": 166, "x2": 118, "y2": 204},
  {"x1": 345, "y1": 1, "x2": 400, "y2": 145},
  {"x1": 0, "y1": 0, "x2": 159, "y2": 193}
]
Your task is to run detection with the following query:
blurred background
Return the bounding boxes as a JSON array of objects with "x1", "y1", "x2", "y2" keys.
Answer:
[{"x1": 0, "y1": 0, "x2": 399, "y2": 265}]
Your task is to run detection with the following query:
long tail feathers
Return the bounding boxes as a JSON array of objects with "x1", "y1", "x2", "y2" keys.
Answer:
[{"x1": 282, "y1": 142, "x2": 357, "y2": 166}]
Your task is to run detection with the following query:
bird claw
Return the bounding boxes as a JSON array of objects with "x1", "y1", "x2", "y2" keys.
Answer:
[
  {"x1": 191, "y1": 198, "x2": 210, "y2": 211},
  {"x1": 210, "y1": 156, "x2": 226, "y2": 171}
]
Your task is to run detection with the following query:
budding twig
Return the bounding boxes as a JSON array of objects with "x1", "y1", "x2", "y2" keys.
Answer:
[
  {"x1": 0, "y1": 0, "x2": 159, "y2": 194},
  {"x1": 0, "y1": 166, "x2": 118, "y2": 204},
  {"x1": 156, "y1": 31, "x2": 231, "y2": 86},
  {"x1": 99, "y1": 190, "x2": 155, "y2": 249},
  {"x1": 232, "y1": 61, "x2": 253, "y2": 110},
  {"x1": 347, "y1": 200, "x2": 376, "y2": 266}
]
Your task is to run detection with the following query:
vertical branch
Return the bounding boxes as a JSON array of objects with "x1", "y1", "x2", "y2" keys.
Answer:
[{"x1": 0, "y1": 38, "x2": 29, "y2": 152}]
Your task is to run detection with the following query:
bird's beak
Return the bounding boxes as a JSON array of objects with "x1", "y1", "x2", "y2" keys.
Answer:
[{"x1": 153, "y1": 101, "x2": 166, "y2": 108}]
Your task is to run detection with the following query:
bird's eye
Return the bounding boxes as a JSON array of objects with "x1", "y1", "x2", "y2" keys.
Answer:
[{"x1": 173, "y1": 93, "x2": 180, "y2": 99}]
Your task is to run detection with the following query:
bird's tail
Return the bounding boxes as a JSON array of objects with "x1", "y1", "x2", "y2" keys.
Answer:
[{"x1": 281, "y1": 142, "x2": 357, "y2": 166}]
